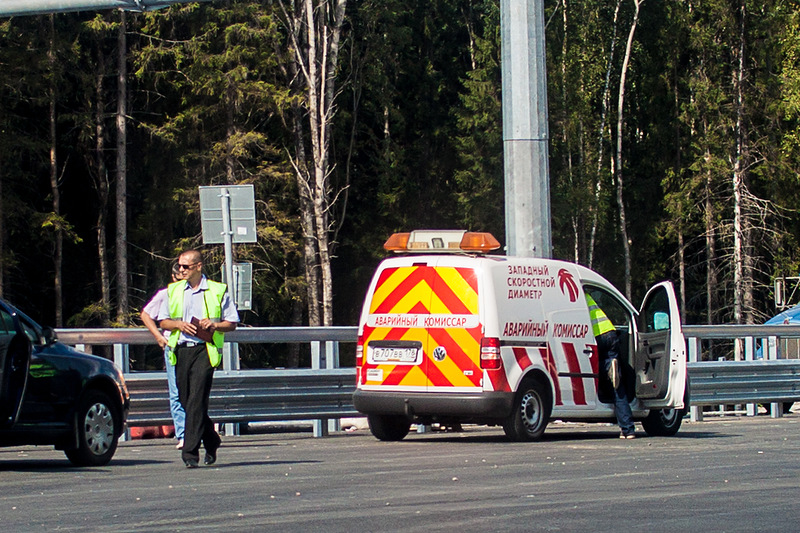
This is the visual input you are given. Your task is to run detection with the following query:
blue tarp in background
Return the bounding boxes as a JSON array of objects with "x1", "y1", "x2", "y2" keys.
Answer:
[{"x1": 765, "y1": 304, "x2": 800, "y2": 325}]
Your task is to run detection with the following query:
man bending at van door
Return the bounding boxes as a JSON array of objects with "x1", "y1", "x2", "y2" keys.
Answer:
[
  {"x1": 157, "y1": 250, "x2": 239, "y2": 467},
  {"x1": 586, "y1": 293, "x2": 635, "y2": 439}
]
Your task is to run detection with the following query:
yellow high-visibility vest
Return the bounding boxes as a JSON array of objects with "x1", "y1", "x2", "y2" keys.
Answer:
[
  {"x1": 585, "y1": 293, "x2": 615, "y2": 337},
  {"x1": 166, "y1": 279, "x2": 227, "y2": 367}
]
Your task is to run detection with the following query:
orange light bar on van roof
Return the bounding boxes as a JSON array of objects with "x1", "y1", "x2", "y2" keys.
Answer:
[
  {"x1": 461, "y1": 231, "x2": 502, "y2": 252},
  {"x1": 383, "y1": 230, "x2": 501, "y2": 253}
]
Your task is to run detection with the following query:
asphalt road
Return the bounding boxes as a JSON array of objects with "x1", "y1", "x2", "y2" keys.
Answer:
[{"x1": 2, "y1": 415, "x2": 799, "y2": 533}]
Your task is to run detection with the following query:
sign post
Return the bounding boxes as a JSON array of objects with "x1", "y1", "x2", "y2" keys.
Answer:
[
  {"x1": 199, "y1": 184, "x2": 256, "y2": 362},
  {"x1": 199, "y1": 184, "x2": 256, "y2": 306},
  {"x1": 199, "y1": 185, "x2": 256, "y2": 435}
]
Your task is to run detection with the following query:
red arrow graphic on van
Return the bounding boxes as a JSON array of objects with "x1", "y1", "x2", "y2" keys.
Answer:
[{"x1": 558, "y1": 269, "x2": 579, "y2": 302}]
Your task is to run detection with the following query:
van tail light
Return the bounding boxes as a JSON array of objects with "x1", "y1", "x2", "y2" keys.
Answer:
[
  {"x1": 356, "y1": 335, "x2": 364, "y2": 367},
  {"x1": 480, "y1": 337, "x2": 502, "y2": 369},
  {"x1": 356, "y1": 335, "x2": 364, "y2": 384}
]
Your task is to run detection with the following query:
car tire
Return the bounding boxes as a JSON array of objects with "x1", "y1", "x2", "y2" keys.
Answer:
[
  {"x1": 503, "y1": 377, "x2": 551, "y2": 442},
  {"x1": 65, "y1": 390, "x2": 120, "y2": 467},
  {"x1": 367, "y1": 414, "x2": 411, "y2": 441}
]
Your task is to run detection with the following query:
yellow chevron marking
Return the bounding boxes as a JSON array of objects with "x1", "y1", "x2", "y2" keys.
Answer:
[
  {"x1": 429, "y1": 267, "x2": 478, "y2": 314},
  {"x1": 370, "y1": 267, "x2": 417, "y2": 313}
]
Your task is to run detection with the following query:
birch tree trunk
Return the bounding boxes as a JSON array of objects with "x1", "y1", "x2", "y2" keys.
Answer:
[
  {"x1": 280, "y1": 0, "x2": 347, "y2": 326},
  {"x1": 589, "y1": 0, "x2": 622, "y2": 269},
  {"x1": 704, "y1": 141, "x2": 718, "y2": 325},
  {"x1": 286, "y1": 17, "x2": 321, "y2": 327},
  {"x1": 95, "y1": 45, "x2": 111, "y2": 326},
  {"x1": 732, "y1": 0, "x2": 753, "y2": 325},
  {"x1": 558, "y1": 0, "x2": 579, "y2": 262},
  {"x1": 115, "y1": 10, "x2": 129, "y2": 325},
  {"x1": 614, "y1": 0, "x2": 641, "y2": 299},
  {"x1": 49, "y1": 15, "x2": 63, "y2": 327}
]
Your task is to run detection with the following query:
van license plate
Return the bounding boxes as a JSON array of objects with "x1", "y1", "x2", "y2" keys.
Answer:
[{"x1": 370, "y1": 346, "x2": 419, "y2": 363}]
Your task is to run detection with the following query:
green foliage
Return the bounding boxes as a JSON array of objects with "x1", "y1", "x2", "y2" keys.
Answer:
[
  {"x1": 2, "y1": 1, "x2": 800, "y2": 330},
  {"x1": 453, "y1": 0, "x2": 504, "y2": 239}
]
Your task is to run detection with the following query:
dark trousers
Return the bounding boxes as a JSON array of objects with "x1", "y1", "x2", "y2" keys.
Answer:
[
  {"x1": 175, "y1": 344, "x2": 220, "y2": 462},
  {"x1": 596, "y1": 330, "x2": 634, "y2": 434}
]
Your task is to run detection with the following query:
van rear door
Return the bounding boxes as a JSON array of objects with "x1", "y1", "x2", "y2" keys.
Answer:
[
  {"x1": 424, "y1": 261, "x2": 482, "y2": 392},
  {"x1": 361, "y1": 261, "x2": 482, "y2": 393},
  {"x1": 362, "y1": 264, "x2": 430, "y2": 392},
  {"x1": 634, "y1": 281, "x2": 687, "y2": 409}
]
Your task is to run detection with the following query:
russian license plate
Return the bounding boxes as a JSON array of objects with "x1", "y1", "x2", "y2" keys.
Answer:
[{"x1": 369, "y1": 345, "x2": 420, "y2": 363}]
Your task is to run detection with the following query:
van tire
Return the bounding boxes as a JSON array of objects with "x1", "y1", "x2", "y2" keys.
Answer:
[
  {"x1": 642, "y1": 380, "x2": 689, "y2": 437},
  {"x1": 368, "y1": 414, "x2": 411, "y2": 441},
  {"x1": 641, "y1": 407, "x2": 683, "y2": 436},
  {"x1": 503, "y1": 378, "x2": 551, "y2": 442}
]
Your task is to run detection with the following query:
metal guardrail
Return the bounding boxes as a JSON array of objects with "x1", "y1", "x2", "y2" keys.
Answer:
[
  {"x1": 56, "y1": 326, "x2": 360, "y2": 437},
  {"x1": 124, "y1": 368, "x2": 359, "y2": 428},
  {"x1": 684, "y1": 324, "x2": 800, "y2": 421},
  {"x1": 688, "y1": 360, "x2": 800, "y2": 405},
  {"x1": 53, "y1": 323, "x2": 800, "y2": 431}
]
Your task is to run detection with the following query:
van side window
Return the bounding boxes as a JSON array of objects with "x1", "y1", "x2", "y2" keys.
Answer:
[
  {"x1": 583, "y1": 287, "x2": 631, "y2": 332},
  {"x1": 641, "y1": 286, "x2": 670, "y2": 332}
]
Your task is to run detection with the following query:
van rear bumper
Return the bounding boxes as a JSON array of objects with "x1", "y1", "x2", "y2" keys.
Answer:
[{"x1": 353, "y1": 389, "x2": 514, "y2": 419}]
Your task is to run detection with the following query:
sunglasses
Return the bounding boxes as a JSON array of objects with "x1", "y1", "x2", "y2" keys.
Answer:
[{"x1": 176, "y1": 262, "x2": 199, "y2": 270}]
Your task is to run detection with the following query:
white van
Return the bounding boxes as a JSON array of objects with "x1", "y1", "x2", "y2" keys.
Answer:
[{"x1": 353, "y1": 230, "x2": 688, "y2": 441}]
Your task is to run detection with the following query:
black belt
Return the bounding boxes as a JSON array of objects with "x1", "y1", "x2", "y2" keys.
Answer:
[{"x1": 177, "y1": 341, "x2": 200, "y2": 347}]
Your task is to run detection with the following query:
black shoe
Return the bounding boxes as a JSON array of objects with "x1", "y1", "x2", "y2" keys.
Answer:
[
  {"x1": 204, "y1": 447, "x2": 218, "y2": 465},
  {"x1": 184, "y1": 458, "x2": 199, "y2": 468}
]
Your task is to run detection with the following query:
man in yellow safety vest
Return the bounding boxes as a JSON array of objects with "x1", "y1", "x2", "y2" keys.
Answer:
[
  {"x1": 586, "y1": 292, "x2": 635, "y2": 439},
  {"x1": 157, "y1": 249, "x2": 239, "y2": 467}
]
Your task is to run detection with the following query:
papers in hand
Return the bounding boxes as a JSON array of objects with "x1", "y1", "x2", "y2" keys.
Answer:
[{"x1": 190, "y1": 317, "x2": 214, "y2": 343}]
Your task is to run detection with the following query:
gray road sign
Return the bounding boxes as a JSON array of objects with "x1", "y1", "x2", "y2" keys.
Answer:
[
  {"x1": 222, "y1": 262, "x2": 253, "y2": 311},
  {"x1": 199, "y1": 185, "x2": 257, "y2": 244}
]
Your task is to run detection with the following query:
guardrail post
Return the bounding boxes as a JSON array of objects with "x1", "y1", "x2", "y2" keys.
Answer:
[
  {"x1": 113, "y1": 343, "x2": 130, "y2": 373},
  {"x1": 767, "y1": 336, "x2": 778, "y2": 360},
  {"x1": 222, "y1": 342, "x2": 241, "y2": 436},
  {"x1": 765, "y1": 335, "x2": 782, "y2": 418},
  {"x1": 744, "y1": 336, "x2": 757, "y2": 417},
  {"x1": 326, "y1": 341, "x2": 341, "y2": 434},
  {"x1": 311, "y1": 341, "x2": 328, "y2": 437},
  {"x1": 688, "y1": 336, "x2": 703, "y2": 422},
  {"x1": 114, "y1": 343, "x2": 131, "y2": 442}
]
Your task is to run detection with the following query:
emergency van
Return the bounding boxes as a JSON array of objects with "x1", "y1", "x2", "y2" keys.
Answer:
[{"x1": 353, "y1": 230, "x2": 688, "y2": 441}]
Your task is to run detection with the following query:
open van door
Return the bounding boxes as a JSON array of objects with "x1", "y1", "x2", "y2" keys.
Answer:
[
  {"x1": 634, "y1": 281, "x2": 687, "y2": 410},
  {"x1": 0, "y1": 302, "x2": 30, "y2": 428}
]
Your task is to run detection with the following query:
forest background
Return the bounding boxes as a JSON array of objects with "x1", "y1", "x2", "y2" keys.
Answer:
[{"x1": 2, "y1": 0, "x2": 800, "y2": 368}]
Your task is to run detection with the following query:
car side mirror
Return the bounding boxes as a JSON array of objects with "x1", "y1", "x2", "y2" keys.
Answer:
[
  {"x1": 42, "y1": 326, "x2": 57, "y2": 346},
  {"x1": 652, "y1": 312, "x2": 670, "y2": 331}
]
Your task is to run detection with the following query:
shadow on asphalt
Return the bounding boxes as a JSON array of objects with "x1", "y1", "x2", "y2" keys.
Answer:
[
  {"x1": 401, "y1": 427, "x2": 727, "y2": 444},
  {"x1": 0, "y1": 456, "x2": 322, "y2": 471},
  {"x1": 0, "y1": 458, "x2": 172, "y2": 472},
  {"x1": 202, "y1": 459, "x2": 321, "y2": 468}
]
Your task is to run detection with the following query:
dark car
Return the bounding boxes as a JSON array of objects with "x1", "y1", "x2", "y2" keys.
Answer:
[{"x1": 0, "y1": 298, "x2": 129, "y2": 466}]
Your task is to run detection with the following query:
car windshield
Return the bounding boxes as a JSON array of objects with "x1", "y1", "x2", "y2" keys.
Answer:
[{"x1": 0, "y1": 299, "x2": 44, "y2": 345}]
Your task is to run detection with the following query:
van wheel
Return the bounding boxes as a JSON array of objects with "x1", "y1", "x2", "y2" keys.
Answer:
[
  {"x1": 368, "y1": 414, "x2": 411, "y2": 441},
  {"x1": 503, "y1": 378, "x2": 551, "y2": 442},
  {"x1": 641, "y1": 407, "x2": 683, "y2": 436},
  {"x1": 64, "y1": 391, "x2": 120, "y2": 466},
  {"x1": 642, "y1": 380, "x2": 689, "y2": 437}
]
